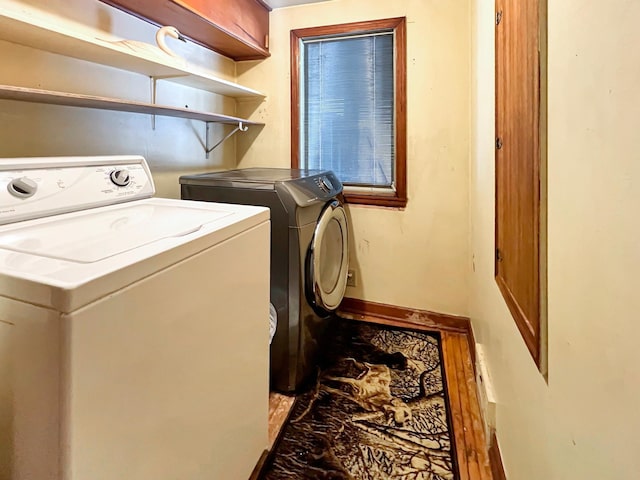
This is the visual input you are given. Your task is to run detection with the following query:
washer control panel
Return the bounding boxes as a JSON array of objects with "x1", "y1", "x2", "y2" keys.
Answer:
[{"x1": 0, "y1": 156, "x2": 155, "y2": 225}]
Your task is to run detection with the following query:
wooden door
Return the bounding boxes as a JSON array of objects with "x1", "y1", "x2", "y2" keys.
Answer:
[{"x1": 495, "y1": 0, "x2": 544, "y2": 369}]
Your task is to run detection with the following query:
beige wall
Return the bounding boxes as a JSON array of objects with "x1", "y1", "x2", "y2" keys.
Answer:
[
  {"x1": 0, "y1": 0, "x2": 247, "y2": 199},
  {"x1": 1, "y1": 0, "x2": 471, "y2": 316},
  {"x1": 8, "y1": 0, "x2": 640, "y2": 476},
  {"x1": 238, "y1": 0, "x2": 471, "y2": 316},
  {"x1": 470, "y1": 0, "x2": 640, "y2": 478}
]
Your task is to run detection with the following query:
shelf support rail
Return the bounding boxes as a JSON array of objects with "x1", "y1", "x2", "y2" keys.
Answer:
[{"x1": 205, "y1": 121, "x2": 249, "y2": 158}]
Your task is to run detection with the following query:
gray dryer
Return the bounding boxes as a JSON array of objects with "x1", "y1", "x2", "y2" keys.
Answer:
[{"x1": 179, "y1": 168, "x2": 349, "y2": 392}]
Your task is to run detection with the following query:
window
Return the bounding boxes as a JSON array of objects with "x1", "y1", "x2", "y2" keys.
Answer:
[{"x1": 291, "y1": 18, "x2": 407, "y2": 207}]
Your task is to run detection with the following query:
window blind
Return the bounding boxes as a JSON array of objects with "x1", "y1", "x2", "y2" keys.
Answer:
[{"x1": 301, "y1": 32, "x2": 395, "y2": 187}]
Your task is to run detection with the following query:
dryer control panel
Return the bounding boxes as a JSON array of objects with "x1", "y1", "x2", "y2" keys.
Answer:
[
  {"x1": 278, "y1": 171, "x2": 343, "y2": 208},
  {"x1": 313, "y1": 175, "x2": 335, "y2": 194},
  {"x1": 0, "y1": 156, "x2": 155, "y2": 225}
]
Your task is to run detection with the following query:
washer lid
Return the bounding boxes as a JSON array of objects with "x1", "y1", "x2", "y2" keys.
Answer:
[
  {"x1": 0, "y1": 203, "x2": 231, "y2": 263},
  {"x1": 0, "y1": 198, "x2": 269, "y2": 313}
]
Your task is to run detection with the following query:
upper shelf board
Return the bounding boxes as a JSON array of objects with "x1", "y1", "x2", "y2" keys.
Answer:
[
  {"x1": 0, "y1": 5, "x2": 265, "y2": 99},
  {"x1": 0, "y1": 84, "x2": 264, "y2": 126}
]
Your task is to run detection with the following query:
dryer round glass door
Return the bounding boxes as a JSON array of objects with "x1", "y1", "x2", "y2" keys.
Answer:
[{"x1": 307, "y1": 200, "x2": 349, "y2": 312}]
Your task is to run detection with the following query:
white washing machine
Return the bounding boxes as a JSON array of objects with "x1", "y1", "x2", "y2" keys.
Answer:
[{"x1": 0, "y1": 156, "x2": 270, "y2": 480}]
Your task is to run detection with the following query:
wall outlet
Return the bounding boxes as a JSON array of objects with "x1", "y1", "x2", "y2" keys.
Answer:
[{"x1": 347, "y1": 269, "x2": 357, "y2": 287}]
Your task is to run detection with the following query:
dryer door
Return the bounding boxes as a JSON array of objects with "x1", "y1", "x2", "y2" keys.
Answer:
[{"x1": 307, "y1": 200, "x2": 349, "y2": 313}]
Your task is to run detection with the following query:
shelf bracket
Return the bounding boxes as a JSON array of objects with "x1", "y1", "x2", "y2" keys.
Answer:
[
  {"x1": 150, "y1": 76, "x2": 157, "y2": 130},
  {"x1": 205, "y1": 121, "x2": 249, "y2": 158},
  {"x1": 150, "y1": 74, "x2": 190, "y2": 130}
]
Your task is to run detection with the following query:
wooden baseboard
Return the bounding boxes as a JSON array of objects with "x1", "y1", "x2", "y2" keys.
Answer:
[
  {"x1": 248, "y1": 449, "x2": 270, "y2": 480},
  {"x1": 468, "y1": 319, "x2": 477, "y2": 371},
  {"x1": 489, "y1": 431, "x2": 507, "y2": 480},
  {"x1": 338, "y1": 297, "x2": 476, "y2": 364},
  {"x1": 339, "y1": 297, "x2": 471, "y2": 332}
]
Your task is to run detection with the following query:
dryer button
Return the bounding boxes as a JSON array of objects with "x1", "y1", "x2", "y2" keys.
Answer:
[{"x1": 321, "y1": 177, "x2": 333, "y2": 192}]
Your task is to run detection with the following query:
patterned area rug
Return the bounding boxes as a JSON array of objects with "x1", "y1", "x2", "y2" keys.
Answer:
[{"x1": 261, "y1": 320, "x2": 459, "y2": 480}]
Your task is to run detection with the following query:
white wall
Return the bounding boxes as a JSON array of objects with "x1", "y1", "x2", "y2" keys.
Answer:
[
  {"x1": 0, "y1": 0, "x2": 252, "y2": 198},
  {"x1": 470, "y1": 0, "x2": 640, "y2": 478},
  {"x1": 238, "y1": 0, "x2": 471, "y2": 316}
]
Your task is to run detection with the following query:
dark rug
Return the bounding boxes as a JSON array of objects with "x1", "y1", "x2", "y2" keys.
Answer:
[{"x1": 261, "y1": 320, "x2": 459, "y2": 480}]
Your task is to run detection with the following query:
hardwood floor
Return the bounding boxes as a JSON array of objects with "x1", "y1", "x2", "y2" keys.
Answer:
[
  {"x1": 266, "y1": 316, "x2": 495, "y2": 479},
  {"x1": 442, "y1": 331, "x2": 493, "y2": 480},
  {"x1": 267, "y1": 392, "x2": 295, "y2": 449}
]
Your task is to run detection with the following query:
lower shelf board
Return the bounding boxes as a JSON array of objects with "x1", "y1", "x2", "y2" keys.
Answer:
[{"x1": 0, "y1": 84, "x2": 263, "y2": 126}]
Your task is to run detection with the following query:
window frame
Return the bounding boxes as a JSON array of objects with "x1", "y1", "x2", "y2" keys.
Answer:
[{"x1": 290, "y1": 17, "x2": 407, "y2": 208}]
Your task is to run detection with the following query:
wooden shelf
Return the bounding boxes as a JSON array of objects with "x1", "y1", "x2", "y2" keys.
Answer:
[
  {"x1": 0, "y1": 4, "x2": 265, "y2": 99},
  {"x1": 0, "y1": 84, "x2": 263, "y2": 126}
]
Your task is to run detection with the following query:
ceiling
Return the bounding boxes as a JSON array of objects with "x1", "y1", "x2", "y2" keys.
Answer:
[{"x1": 263, "y1": 0, "x2": 331, "y2": 9}]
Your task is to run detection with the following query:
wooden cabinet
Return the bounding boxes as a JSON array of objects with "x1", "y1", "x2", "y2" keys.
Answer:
[
  {"x1": 99, "y1": 0, "x2": 271, "y2": 61},
  {"x1": 495, "y1": 0, "x2": 547, "y2": 373}
]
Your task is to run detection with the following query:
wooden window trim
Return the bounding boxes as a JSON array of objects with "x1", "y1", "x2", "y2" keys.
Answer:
[{"x1": 290, "y1": 17, "x2": 407, "y2": 208}]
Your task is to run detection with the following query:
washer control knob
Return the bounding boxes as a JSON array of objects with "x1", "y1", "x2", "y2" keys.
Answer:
[
  {"x1": 110, "y1": 169, "x2": 131, "y2": 187},
  {"x1": 7, "y1": 177, "x2": 38, "y2": 198}
]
